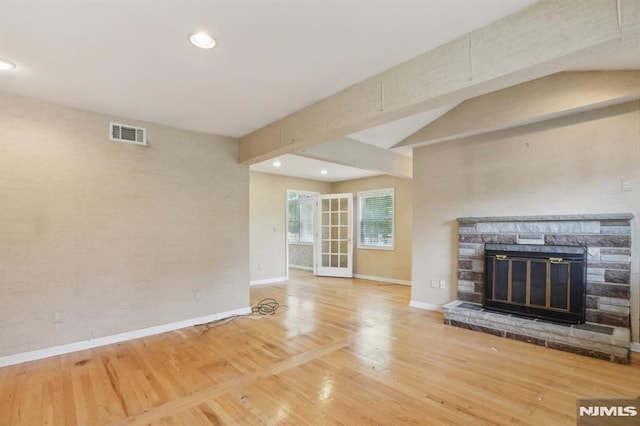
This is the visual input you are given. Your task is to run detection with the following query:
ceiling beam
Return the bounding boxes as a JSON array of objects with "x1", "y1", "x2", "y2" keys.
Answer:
[
  {"x1": 296, "y1": 138, "x2": 412, "y2": 179},
  {"x1": 238, "y1": 0, "x2": 640, "y2": 165},
  {"x1": 393, "y1": 71, "x2": 640, "y2": 149}
]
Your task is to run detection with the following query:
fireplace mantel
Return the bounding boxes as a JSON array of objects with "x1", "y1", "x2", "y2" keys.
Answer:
[{"x1": 457, "y1": 213, "x2": 634, "y2": 223}]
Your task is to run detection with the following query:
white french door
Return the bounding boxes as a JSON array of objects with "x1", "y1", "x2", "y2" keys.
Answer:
[{"x1": 315, "y1": 193, "x2": 353, "y2": 278}]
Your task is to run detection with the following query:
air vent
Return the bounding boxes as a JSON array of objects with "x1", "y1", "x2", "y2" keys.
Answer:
[{"x1": 109, "y1": 122, "x2": 147, "y2": 146}]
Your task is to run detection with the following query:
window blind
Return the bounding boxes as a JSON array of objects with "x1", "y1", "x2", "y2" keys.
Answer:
[{"x1": 358, "y1": 188, "x2": 394, "y2": 248}]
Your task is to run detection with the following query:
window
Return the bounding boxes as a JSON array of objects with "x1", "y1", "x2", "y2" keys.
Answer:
[
  {"x1": 287, "y1": 192, "x2": 315, "y2": 243},
  {"x1": 358, "y1": 188, "x2": 394, "y2": 249}
]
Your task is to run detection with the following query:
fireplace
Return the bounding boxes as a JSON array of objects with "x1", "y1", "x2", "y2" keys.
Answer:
[
  {"x1": 442, "y1": 214, "x2": 633, "y2": 363},
  {"x1": 484, "y1": 243, "x2": 587, "y2": 324}
]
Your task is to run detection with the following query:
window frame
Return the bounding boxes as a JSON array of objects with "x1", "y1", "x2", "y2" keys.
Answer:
[
  {"x1": 357, "y1": 188, "x2": 395, "y2": 251},
  {"x1": 297, "y1": 197, "x2": 315, "y2": 243},
  {"x1": 287, "y1": 191, "x2": 316, "y2": 244}
]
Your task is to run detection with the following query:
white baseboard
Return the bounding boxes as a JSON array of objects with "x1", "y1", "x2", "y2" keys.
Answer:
[
  {"x1": 409, "y1": 300, "x2": 443, "y2": 312},
  {"x1": 289, "y1": 265, "x2": 313, "y2": 271},
  {"x1": 0, "y1": 306, "x2": 251, "y2": 368},
  {"x1": 631, "y1": 342, "x2": 640, "y2": 353},
  {"x1": 249, "y1": 276, "x2": 288, "y2": 286},
  {"x1": 354, "y1": 274, "x2": 411, "y2": 286}
]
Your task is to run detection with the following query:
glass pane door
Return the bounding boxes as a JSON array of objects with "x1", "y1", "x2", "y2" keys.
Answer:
[{"x1": 315, "y1": 193, "x2": 353, "y2": 278}]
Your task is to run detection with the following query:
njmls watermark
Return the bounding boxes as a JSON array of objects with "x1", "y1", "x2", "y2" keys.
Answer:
[{"x1": 577, "y1": 397, "x2": 640, "y2": 426}]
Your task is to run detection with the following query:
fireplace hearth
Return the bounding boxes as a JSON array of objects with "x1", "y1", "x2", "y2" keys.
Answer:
[{"x1": 484, "y1": 243, "x2": 587, "y2": 324}]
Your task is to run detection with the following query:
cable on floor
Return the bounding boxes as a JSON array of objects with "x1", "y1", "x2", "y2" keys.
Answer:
[{"x1": 199, "y1": 297, "x2": 288, "y2": 335}]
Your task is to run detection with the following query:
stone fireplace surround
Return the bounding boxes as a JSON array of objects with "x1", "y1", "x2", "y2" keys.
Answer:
[{"x1": 443, "y1": 214, "x2": 633, "y2": 364}]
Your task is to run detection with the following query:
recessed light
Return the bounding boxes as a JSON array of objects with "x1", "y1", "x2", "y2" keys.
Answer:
[
  {"x1": 189, "y1": 32, "x2": 216, "y2": 49},
  {"x1": 0, "y1": 59, "x2": 16, "y2": 71},
  {"x1": 272, "y1": 160, "x2": 282, "y2": 168},
  {"x1": 320, "y1": 169, "x2": 328, "y2": 175}
]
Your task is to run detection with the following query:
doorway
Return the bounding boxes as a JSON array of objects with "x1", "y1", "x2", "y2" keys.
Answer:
[{"x1": 286, "y1": 190, "x2": 354, "y2": 278}]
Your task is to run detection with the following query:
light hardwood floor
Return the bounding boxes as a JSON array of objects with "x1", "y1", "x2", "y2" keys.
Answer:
[{"x1": 1, "y1": 269, "x2": 639, "y2": 425}]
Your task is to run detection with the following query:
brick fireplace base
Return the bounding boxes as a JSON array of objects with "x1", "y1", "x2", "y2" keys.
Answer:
[{"x1": 443, "y1": 300, "x2": 630, "y2": 364}]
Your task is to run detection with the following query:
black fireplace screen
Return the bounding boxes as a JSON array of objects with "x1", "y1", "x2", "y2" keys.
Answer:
[{"x1": 484, "y1": 244, "x2": 587, "y2": 324}]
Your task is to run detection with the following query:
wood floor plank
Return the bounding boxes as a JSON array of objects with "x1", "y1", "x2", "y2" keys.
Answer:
[
  {"x1": 1, "y1": 269, "x2": 639, "y2": 425},
  {"x1": 112, "y1": 337, "x2": 350, "y2": 425}
]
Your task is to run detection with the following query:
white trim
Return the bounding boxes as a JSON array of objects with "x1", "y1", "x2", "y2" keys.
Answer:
[
  {"x1": 249, "y1": 276, "x2": 288, "y2": 286},
  {"x1": 358, "y1": 245, "x2": 395, "y2": 251},
  {"x1": 0, "y1": 306, "x2": 251, "y2": 368},
  {"x1": 289, "y1": 265, "x2": 313, "y2": 271},
  {"x1": 630, "y1": 342, "x2": 640, "y2": 352},
  {"x1": 354, "y1": 274, "x2": 411, "y2": 286},
  {"x1": 409, "y1": 300, "x2": 443, "y2": 312}
]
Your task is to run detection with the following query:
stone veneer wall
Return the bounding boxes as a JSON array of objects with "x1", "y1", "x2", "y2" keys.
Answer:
[{"x1": 457, "y1": 214, "x2": 633, "y2": 329}]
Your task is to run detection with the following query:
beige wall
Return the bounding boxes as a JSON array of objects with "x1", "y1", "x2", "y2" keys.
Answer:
[
  {"x1": 334, "y1": 175, "x2": 412, "y2": 282},
  {"x1": 0, "y1": 93, "x2": 250, "y2": 358},
  {"x1": 249, "y1": 172, "x2": 332, "y2": 282},
  {"x1": 411, "y1": 102, "x2": 640, "y2": 342}
]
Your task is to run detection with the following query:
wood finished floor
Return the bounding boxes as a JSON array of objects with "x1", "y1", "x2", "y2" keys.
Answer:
[{"x1": 1, "y1": 269, "x2": 639, "y2": 425}]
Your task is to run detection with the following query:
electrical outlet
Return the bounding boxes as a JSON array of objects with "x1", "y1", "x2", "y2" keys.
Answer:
[
  {"x1": 430, "y1": 280, "x2": 437, "y2": 288},
  {"x1": 194, "y1": 291, "x2": 201, "y2": 301},
  {"x1": 439, "y1": 280, "x2": 446, "y2": 289},
  {"x1": 621, "y1": 179, "x2": 633, "y2": 192}
]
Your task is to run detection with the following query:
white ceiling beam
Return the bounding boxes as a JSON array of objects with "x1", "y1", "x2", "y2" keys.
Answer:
[
  {"x1": 393, "y1": 71, "x2": 640, "y2": 149},
  {"x1": 295, "y1": 138, "x2": 412, "y2": 179},
  {"x1": 238, "y1": 0, "x2": 640, "y2": 165}
]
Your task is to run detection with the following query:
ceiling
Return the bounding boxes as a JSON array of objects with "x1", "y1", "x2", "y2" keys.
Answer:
[
  {"x1": 251, "y1": 104, "x2": 458, "y2": 181},
  {"x1": 6, "y1": 0, "x2": 603, "y2": 182},
  {"x1": 348, "y1": 104, "x2": 459, "y2": 156},
  {"x1": 250, "y1": 154, "x2": 381, "y2": 183}
]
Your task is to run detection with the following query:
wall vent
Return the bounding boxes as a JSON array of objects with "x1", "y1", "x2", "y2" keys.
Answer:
[{"x1": 109, "y1": 122, "x2": 147, "y2": 146}]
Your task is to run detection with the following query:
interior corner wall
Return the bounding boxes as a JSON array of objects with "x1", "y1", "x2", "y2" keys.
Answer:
[
  {"x1": 333, "y1": 175, "x2": 413, "y2": 283},
  {"x1": 249, "y1": 172, "x2": 332, "y2": 282},
  {"x1": 0, "y1": 92, "x2": 250, "y2": 358},
  {"x1": 411, "y1": 101, "x2": 640, "y2": 342}
]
